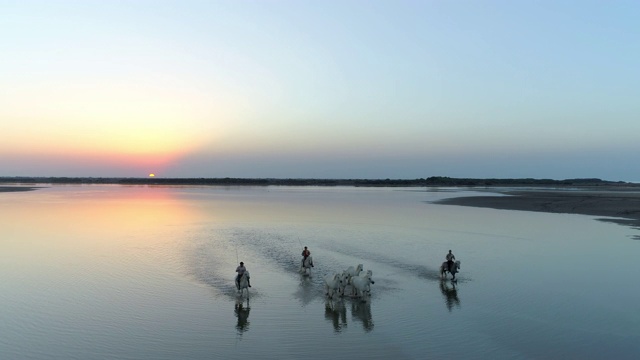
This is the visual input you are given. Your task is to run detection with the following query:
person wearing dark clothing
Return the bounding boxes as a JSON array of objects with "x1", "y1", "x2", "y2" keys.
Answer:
[
  {"x1": 235, "y1": 262, "x2": 251, "y2": 288},
  {"x1": 446, "y1": 250, "x2": 455, "y2": 272},
  {"x1": 301, "y1": 246, "x2": 311, "y2": 266}
]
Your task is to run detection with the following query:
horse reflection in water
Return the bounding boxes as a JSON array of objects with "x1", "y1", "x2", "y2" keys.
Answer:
[
  {"x1": 439, "y1": 279, "x2": 461, "y2": 312},
  {"x1": 234, "y1": 299, "x2": 251, "y2": 334},
  {"x1": 324, "y1": 299, "x2": 347, "y2": 333},
  {"x1": 324, "y1": 297, "x2": 374, "y2": 332},
  {"x1": 294, "y1": 274, "x2": 316, "y2": 307},
  {"x1": 351, "y1": 300, "x2": 374, "y2": 332}
]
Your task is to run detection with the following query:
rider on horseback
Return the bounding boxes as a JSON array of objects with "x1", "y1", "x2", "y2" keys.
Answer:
[
  {"x1": 446, "y1": 250, "x2": 455, "y2": 273},
  {"x1": 236, "y1": 261, "x2": 251, "y2": 289},
  {"x1": 301, "y1": 246, "x2": 312, "y2": 267}
]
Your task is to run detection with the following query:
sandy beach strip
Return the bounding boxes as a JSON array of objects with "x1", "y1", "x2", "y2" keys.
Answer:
[
  {"x1": 435, "y1": 189, "x2": 640, "y2": 230},
  {"x1": 0, "y1": 186, "x2": 39, "y2": 192}
]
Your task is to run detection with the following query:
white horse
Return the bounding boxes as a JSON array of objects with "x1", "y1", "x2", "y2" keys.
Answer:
[
  {"x1": 299, "y1": 256, "x2": 314, "y2": 276},
  {"x1": 351, "y1": 270, "x2": 375, "y2": 299},
  {"x1": 440, "y1": 260, "x2": 461, "y2": 281},
  {"x1": 337, "y1": 271, "x2": 350, "y2": 295},
  {"x1": 323, "y1": 273, "x2": 344, "y2": 299},
  {"x1": 359, "y1": 269, "x2": 373, "y2": 280},
  {"x1": 236, "y1": 271, "x2": 250, "y2": 297},
  {"x1": 344, "y1": 264, "x2": 363, "y2": 284}
]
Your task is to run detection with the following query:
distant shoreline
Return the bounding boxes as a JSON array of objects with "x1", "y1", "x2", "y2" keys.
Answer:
[{"x1": 1, "y1": 176, "x2": 639, "y2": 188}]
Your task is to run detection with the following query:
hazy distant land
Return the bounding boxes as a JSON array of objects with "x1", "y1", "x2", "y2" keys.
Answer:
[
  {"x1": 0, "y1": 175, "x2": 637, "y2": 187},
  {"x1": 2, "y1": 176, "x2": 640, "y2": 231}
]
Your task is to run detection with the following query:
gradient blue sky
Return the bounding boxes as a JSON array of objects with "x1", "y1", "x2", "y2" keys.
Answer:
[{"x1": 2, "y1": 1, "x2": 639, "y2": 180}]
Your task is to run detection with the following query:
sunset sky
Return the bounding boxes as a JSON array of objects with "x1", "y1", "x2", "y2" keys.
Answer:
[{"x1": 2, "y1": 1, "x2": 639, "y2": 181}]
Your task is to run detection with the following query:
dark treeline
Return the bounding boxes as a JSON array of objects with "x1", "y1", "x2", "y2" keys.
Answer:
[{"x1": 0, "y1": 176, "x2": 633, "y2": 187}]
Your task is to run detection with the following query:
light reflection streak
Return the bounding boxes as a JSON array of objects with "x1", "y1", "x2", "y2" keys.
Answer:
[{"x1": 1, "y1": 186, "x2": 200, "y2": 250}]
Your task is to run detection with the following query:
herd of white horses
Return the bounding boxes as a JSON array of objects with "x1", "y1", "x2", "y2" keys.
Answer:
[
  {"x1": 320, "y1": 263, "x2": 375, "y2": 301},
  {"x1": 236, "y1": 255, "x2": 461, "y2": 300},
  {"x1": 301, "y1": 256, "x2": 461, "y2": 301}
]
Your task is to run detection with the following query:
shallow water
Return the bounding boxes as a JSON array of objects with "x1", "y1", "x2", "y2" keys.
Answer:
[{"x1": 1, "y1": 185, "x2": 639, "y2": 359}]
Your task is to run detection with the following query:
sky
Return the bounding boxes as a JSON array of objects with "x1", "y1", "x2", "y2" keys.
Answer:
[{"x1": 2, "y1": 0, "x2": 639, "y2": 181}]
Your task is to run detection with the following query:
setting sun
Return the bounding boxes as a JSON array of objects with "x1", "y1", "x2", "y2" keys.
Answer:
[{"x1": 149, "y1": 173, "x2": 155, "y2": 177}]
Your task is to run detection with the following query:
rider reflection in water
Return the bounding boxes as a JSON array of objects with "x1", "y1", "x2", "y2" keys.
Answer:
[
  {"x1": 236, "y1": 261, "x2": 251, "y2": 289},
  {"x1": 235, "y1": 302, "x2": 250, "y2": 333},
  {"x1": 446, "y1": 250, "x2": 456, "y2": 272},
  {"x1": 440, "y1": 280, "x2": 460, "y2": 312}
]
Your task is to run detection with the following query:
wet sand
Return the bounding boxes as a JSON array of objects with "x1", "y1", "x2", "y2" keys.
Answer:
[{"x1": 435, "y1": 188, "x2": 640, "y2": 230}]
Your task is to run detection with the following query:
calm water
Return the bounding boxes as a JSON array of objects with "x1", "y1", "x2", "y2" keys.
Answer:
[{"x1": 1, "y1": 185, "x2": 639, "y2": 360}]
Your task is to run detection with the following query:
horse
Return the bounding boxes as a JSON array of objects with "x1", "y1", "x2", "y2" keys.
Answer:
[
  {"x1": 344, "y1": 264, "x2": 363, "y2": 284},
  {"x1": 337, "y1": 271, "x2": 350, "y2": 296},
  {"x1": 236, "y1": 271, "x2": 250, "y2": 297},
  {"x1": 440, "y1": 260, "x2": 461, "y2": 280},
  {"x1": 299, "y1": 255, "x2": 314, "y2": 276},
  {"x1": 351, "y1": 270, "x2": 375, "y2": 299},
  {"x1": 323, "y1": 273, "x2": 344, "y2": 299}
]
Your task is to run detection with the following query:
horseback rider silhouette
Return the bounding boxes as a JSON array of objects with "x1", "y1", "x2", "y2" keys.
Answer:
[
  {"x1": 301, "y1": 246, "x2": 312, "y2": 267},
  {"x1": 236, "y1": 262, "x2": 251, "y2": 289},
  {"x1": 446, "y1": 250, "x2": 455, "y2": 273}
]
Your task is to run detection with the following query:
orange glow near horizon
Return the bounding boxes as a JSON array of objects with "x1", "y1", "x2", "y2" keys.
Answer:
[
  {"x1": 0, "y1": 137, "x2": 196, "y2": 175},
  {"x1": 0, "y1": 86, "x2": 221, "y2": 175}
]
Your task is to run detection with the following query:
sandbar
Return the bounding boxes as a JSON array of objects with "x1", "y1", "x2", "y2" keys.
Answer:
[
  {"x1": 0, "y1": 186, "x2": 39, "y2": 192},
  {"x1": 435, "y1": 189, "x2": 640, "y2": 232}
]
